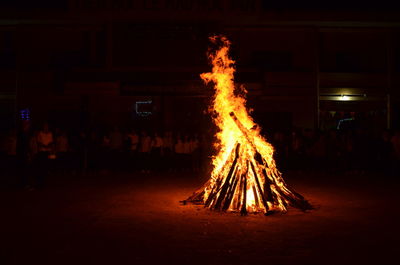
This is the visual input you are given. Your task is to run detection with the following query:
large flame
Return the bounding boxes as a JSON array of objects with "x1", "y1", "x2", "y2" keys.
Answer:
[{"x1": 186, "y1": 36, "x2": 311, "y2": 215}]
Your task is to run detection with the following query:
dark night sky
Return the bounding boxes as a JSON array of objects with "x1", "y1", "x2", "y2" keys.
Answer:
[
  {"x1": 0, "y1": 0, "x2": 69, "y2": 9},
  {"x1": 1, "y1": 0, "x2": 400, "y2": 11}
]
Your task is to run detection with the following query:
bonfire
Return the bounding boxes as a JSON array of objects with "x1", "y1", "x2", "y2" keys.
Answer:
[{"x1": 184, "y1": 36, "x2": 312, "y2": 215}]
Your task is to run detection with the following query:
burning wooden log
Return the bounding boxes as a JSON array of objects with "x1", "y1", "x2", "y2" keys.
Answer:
[
  {"x1": 213, "y1": 143, "x2": 241, "y2": 210},
  {"x1": 182, "y1": 142, "x2": 239, "y2": 205},
  {"x1": 184, "y1": 110, "x2": 312, "y2": 213},
  {"x1": 240, "y1": 161, "x2": 249, "y2": 216},
  {"x1": 249, "y1": 161, "x2": 269, "y2": 210},
  {"x1": 229, "y1": 112, "x2": 264, "y2": 165},
  {"x1": 222, "y1": 169, "x2": 240, "y2": 211}
]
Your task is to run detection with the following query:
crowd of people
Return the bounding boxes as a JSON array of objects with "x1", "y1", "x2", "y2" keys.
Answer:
[
  {"x1": 0, "y1": 121, "x2": 212, "y2": 188},
  {"x1": 1, "y1": 120, "x2": 400, "y2": 189},
  {"x1": 271, "y1": 128, "x2": 400, "y2": 175}
]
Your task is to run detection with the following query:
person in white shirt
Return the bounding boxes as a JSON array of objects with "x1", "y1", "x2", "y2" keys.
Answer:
[
  {"x1": 109, "y1": 126, "x2": 123, "y2": 151},
  {"x1": 35, "y1": 123, "x2": 54, "y2": 187},
  {"x1": 139, "y1": 131, "x2": 152, "y2": 173},
  {"x1": 37, "y1": 123, "x2": 54, "y2": 153},
  {"x1": 139, "y1": 131, "x2": 152, "y2": 153},
  {"x1": 126, "y1": 129, "x2": 139, "y2": 170},
  {"x1": 183, "y1": 135, "x2": 192, "y2": 155},
  {"x1": 151, "y1": 133, "x2": 164, "y2": 152},
  {"x1": 190, "y1": 134, "x2": 200, "y2": 172},
  {"x1": 182, "y1": 135, "x2": 193, "y2": 171},
  {"x1": 55, "y1": 129, "x2": 69, "y2": 153},
  {"x1": 151, "y1": 132, "x2": 164, "y2": 171},
  {"x1": 162, "y1": 131, "x2": 173, "y2": 171},
  {"x1": 163, "y1": 131, "x2": 173, "y2": 153},
  {"x1": 127, "y1": 129, "x2": 139, "y2": 152}
]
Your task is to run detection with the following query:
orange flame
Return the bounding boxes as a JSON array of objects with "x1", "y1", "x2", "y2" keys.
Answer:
[{"x1": 186, "y1": 35, "x2": 311, "y2": 215}]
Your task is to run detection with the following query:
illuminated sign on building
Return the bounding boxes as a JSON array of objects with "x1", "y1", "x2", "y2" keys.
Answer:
[
  {"x1": 135, "y1": 100, "x2": 153, "y2": 117},
  {"x1": 19, "y1": 108, "x2": 31, "y2": 121}
]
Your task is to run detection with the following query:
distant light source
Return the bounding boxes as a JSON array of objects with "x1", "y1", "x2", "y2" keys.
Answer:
[
  {"x1": 340, "y1": 95, "x2": 350, "y2": 101},
  {"x1": 320, "y1": 93, "x2": 369, "y2": 101},
  {"x1": 135, "y1": 100, "x2": 153, "y2": 117},
  {"x1": 19, "y1": 108, "x2": 31, "y2": 121},
  {"x1": 337, "y1": 117, "x2": 355, "y2": 130}
]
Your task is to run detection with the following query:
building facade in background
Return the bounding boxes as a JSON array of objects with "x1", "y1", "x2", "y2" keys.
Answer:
[{"x1": 0, "y1": 0, "x2": 399, "y2": 133}]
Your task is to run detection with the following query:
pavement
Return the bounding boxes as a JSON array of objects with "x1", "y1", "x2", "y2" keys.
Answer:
[{"x1": 1, "y1": 171, "x2": 399, "y2": 265}]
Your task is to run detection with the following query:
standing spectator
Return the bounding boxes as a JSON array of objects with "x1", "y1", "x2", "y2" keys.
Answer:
[
  {"x1": 17, "y1": 121, "x2": 32, "y2": 188},
  {"x1": 78, "y1": 130, "x2": 88, "y2": 173},
  {"x1": 190, "y1": 134, "x2": 200, "y2": 172},
  {"x1": 35, "y1": 123, "x2": 54, "y2": 187},
  {"x1": 36, "y1": 123, "x2": 54, "y2": 153},
  {"x1": 377, "y1": 130, "x2": 393, "y2": 175},
  {"x1": 353, "y1": 129, "x2": 368, "y2": 175},
  {"x1": 200, "y1": 133, "x2": 211, "y2": 174},
  {"x1": 30, "y1": 130, "x2": 38, "y2": 160},
  {"x1": 162, "y1": 131, "x2": 174, "y2": 171},
  {"x1": 139, "y1": 131, "x2": 152, "y2": 173},
  {"x1": 127, "y1": 129, "x2": 139, "y2": 170},
  {"x1": 127, "y1": 129, "x2": 139, "y2": 152},
  {"x1": 391, "y1": 130, "x2": 400, "y2": 175},
  {"x1": 183, "y1": 135, "x2": 192, "y2": 171},
  {"x1": 5, "y1": 129, "x2": 17, "y2": 157},
  {"x1": 88, "y1": 129, "x2": 102, "y2": 172},
  {"x1": 55, "y1": 128, "x2": 69, "y2": 174},
  {"x1": 109, "y1": 126, "x2": 123, "y2": 151},
  {"x1": 3, "y1": 129, "x2": 17, "y2": 182},
  {"x1": 302, "y1": 129, "x2": 315, "y2": 171},
  {"x1": 109, "y1": 126, "x2": 123, "y2": 169},
  {"x1": 289, "y1": 130, "x2": 304, "y2": 171},
  {"x1": 100, "y1": 130, "x2": 111, "y2": 172},
  {"x1": 342, "y1": 131, "x2": 355, "y2": 174},
  {"x1": 174, "y1": 135, "x2": 185, "y2": 171},
  {"x1": 272, "y1": 131, "x2": 287, "y2": 171},
  {"x1": 310, "y1": 131, "x2": 327, "y2": 171},
  {"x1": 151, "y1": 132, "x2": 164, "y2": 171},
  {"x1": 102, "y1": 131, "x2": 111, "y2": 149},
  {"x1": 0, "y1": 131, "x2": 7, "y2": 157},
  {"x1": 326, "y1": 129, "x2": 340, "y2": 174}
]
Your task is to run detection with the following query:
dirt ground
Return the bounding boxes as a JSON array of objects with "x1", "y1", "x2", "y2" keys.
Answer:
[{"x1": 1, "y1": 171, "x2": 399, "y2": 265}]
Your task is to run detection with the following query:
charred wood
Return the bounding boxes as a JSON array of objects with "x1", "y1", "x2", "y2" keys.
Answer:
[
  {"x1": 213, "y1": 144, "x2": 241, "y2": 210},
  {"x1": 229, "y1": 112, "x2": 264, "y2": 165},
  {"x1": 240, "y1": 168, "x2": 248, "y2": 216},
  {"x1": 250, "y1": 161, "x2": 269, "y2": 211}
]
